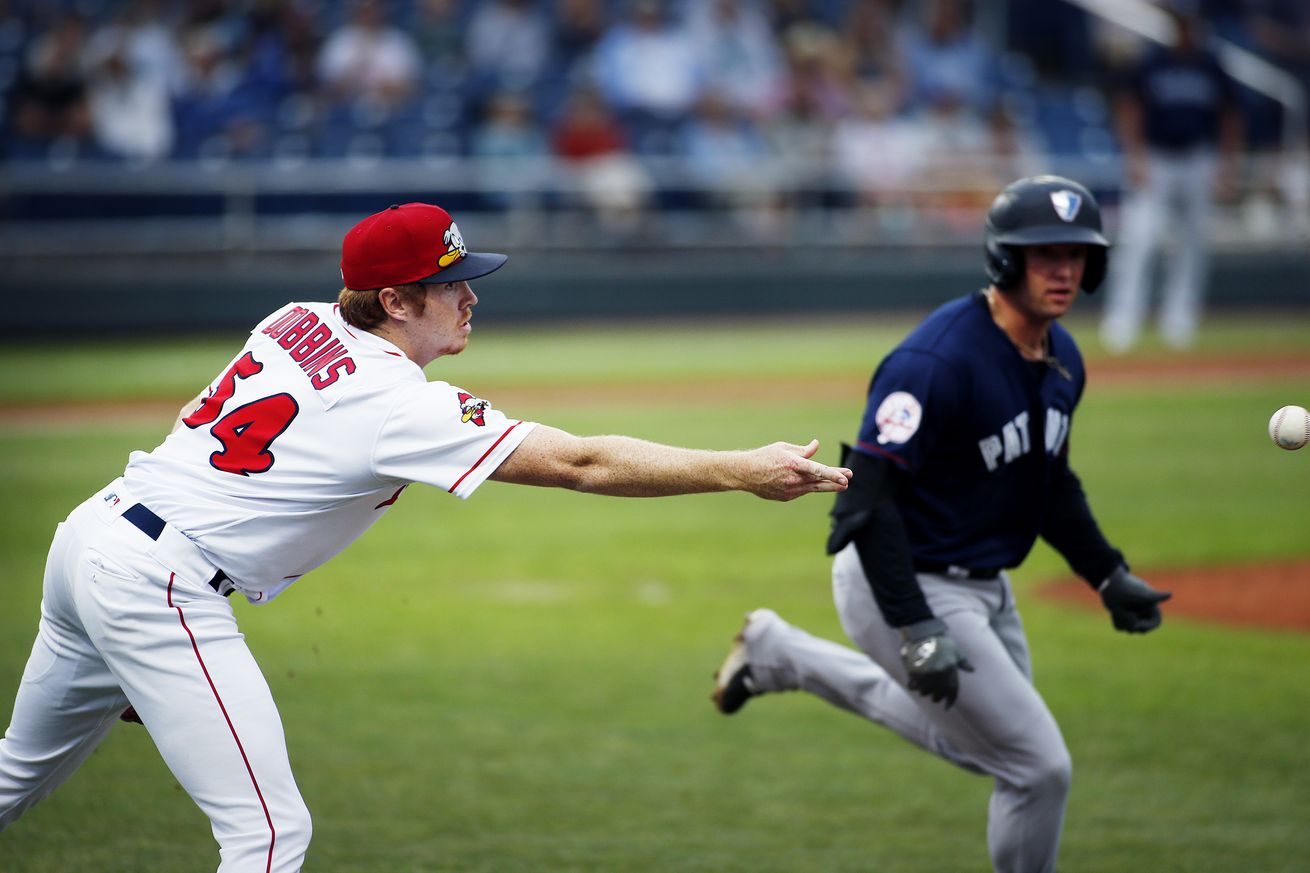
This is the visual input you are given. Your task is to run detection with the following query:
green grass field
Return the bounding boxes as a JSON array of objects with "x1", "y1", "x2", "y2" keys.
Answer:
[{"x1": 1, "y1": 312, "x2": 1308, "y2": 872}]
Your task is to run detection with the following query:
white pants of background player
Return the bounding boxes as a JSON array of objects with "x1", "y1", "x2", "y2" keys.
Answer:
[
  {"x1": 1099, "y1": 148, "x2": 1220, "y2": 353},
  {"x1": 743, "y1": 543, "x2": 1070, "y2": 873},
  {"x1": 0, "y1": 481, "x2": 311, "y2": 872}
]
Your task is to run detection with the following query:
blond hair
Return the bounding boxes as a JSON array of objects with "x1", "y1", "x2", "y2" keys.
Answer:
[{"x1": 337, "y1": 283, "x2": 427, "y2": 329}]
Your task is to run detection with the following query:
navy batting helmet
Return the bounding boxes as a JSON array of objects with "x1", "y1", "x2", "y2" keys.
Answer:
[{"x1": 984, "y1": 175, "x2": 1109, "y2": 293}]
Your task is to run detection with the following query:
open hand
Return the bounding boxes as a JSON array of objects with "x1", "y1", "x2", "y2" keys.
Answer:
[{"x1": 746, "y1": 439, "x2": 852, "y2": 502}]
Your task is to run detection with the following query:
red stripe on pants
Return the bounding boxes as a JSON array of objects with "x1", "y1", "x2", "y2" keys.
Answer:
[{"x1": 169, "y1": 574, "x2": 277, "y2": 872}]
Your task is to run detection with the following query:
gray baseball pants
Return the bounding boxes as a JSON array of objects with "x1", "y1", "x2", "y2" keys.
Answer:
[
  {"x1": 1099, "y1": 148, "x2": 1219, "y2": 352},
  {"x1": 743, "y1": 543, "x2": 1070, "y2": 873}
]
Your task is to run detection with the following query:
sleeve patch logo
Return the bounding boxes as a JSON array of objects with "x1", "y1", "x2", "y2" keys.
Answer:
[
  {"x1": 874, "y1": 391, "x2": 923, "y2": 445},
  {"x1": 457, "y1": 390, "x2": 489, "y2": 426}
]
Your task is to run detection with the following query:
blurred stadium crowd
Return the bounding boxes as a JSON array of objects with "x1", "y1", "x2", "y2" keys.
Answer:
[{"x1": 2, "y1": 0, "x2": 1308, "y2": 239}]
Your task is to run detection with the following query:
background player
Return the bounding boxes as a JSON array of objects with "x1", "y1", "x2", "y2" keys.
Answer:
[
  {"x1": 1098, "y1": 1, "x2": 1243, "y2": 353},
  {"x1": 0, "y1": 201, "x2": 851, "y2": 871},
  {"x1": 711, "y1": 176, "x2": 1171, "y2": 873}
]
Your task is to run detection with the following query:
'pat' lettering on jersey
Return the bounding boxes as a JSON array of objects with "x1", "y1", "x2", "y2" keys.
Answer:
[
  {"x1": 262, "y1": 308, "x2": 356, "y2": 391},
  {"x1": 979, "y1": 408, "x2": 1070, "y2": 471},
  {"x1": 1045, "y1": 408, "x2": 1070, "y2": 455}
]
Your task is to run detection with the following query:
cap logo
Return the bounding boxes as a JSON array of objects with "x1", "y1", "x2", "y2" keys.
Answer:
[
  {"x1": 1050, "y1": 190, "x2": 1082, "y2": 222},
  {"x1": 439, "y1": 221, "x2": 467, "y2": 269}
]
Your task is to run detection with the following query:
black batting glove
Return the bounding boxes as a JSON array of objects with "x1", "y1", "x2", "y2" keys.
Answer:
[
  {"x1": 898, "y1": 618, "x2": 975, "y2": 709},
  {"x1": 1099, "y1": 565, "x2": 1171, "y2": 633}
]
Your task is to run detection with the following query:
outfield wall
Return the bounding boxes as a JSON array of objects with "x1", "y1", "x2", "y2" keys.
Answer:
[{"x1": 5, "y1": 247, "x2": 1307, "y2": 337}]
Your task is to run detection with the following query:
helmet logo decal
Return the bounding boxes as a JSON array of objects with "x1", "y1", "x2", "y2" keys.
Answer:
[
  {"x1": 874, "y1": 391, "x2": 923, "y2": 445},
  {"x1": 1050, "y1": 190, "x2": 1082, "y2": 222},
  {"x1": 439, "y1": 221, "x2": 468, "y2": 269},
  {"x1": 457, "y1": 390, "x2": 489, "y2": 426}
]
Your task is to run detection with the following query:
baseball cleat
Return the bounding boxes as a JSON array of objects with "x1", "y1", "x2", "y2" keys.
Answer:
[{"x1": 711, "y1": 614, "x2": 761, "y2": 715}]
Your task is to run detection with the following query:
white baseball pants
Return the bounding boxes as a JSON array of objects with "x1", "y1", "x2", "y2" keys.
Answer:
[
  {"x1": 0, "y1": 480, "x2": 311, "y2": 872},
  {"x1": 742, "y1": 543, "x2": 1071, "y2": 873}
]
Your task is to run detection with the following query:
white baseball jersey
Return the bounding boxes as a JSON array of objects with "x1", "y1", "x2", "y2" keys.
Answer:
[{"x1": 122, "y1": 301, "x2": 536, "y2": 603}]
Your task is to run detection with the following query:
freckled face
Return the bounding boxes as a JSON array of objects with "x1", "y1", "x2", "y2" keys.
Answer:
[{"x1": 418, "y1": 281, "x2": 478, "y2": 359}]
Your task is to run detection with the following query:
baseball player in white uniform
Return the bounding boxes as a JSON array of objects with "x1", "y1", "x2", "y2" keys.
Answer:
[{"x1": 0, "y1": 202, "x2": 852, "y2": 871}]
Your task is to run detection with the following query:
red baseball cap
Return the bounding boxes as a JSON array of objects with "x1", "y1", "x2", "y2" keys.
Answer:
[{"x1": 340, "y1": 202, "x2": 508, "y2": 290}]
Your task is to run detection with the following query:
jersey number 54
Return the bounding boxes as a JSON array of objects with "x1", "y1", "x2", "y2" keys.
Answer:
[{"x1": 183, "y1": 352, "x2": 300, "y2": 476}]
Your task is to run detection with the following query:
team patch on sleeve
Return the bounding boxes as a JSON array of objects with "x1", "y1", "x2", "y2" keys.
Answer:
[
  {"x1": 874, "y1": 391, "x2": 923, "y2": 445},
  {"x1": 457, "y1": 391, "x2": 489, "y2": 426}
]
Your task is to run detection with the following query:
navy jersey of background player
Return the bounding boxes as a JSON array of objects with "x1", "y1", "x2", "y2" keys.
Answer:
[
  {"x1": 855, "y1": 293, "x2": 1083, "y2": 571},
  {"x1": 1129, "y1": 41, "x2": 1236, "y2": 152}
]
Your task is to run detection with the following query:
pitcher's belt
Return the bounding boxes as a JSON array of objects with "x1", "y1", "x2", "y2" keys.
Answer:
[{"x1": 121, "y1": 503, "x2": 235, "y2": 597}]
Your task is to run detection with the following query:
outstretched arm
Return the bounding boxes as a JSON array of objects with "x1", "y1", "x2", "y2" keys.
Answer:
[{"x1": 489, "y1": 425, "x2": 850, "y2": 501}]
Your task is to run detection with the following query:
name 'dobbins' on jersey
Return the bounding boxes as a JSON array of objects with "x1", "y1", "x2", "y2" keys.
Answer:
[
  {"x1": 978, "y1": 408, "x2": 1071, "y2": 472},
  {"x1": 261, "y1": 305, "x2": 357, "y2": 389}
]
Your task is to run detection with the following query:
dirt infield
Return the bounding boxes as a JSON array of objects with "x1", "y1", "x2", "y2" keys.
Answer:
[
  {"x1": 1085, "y1": 353, "x2": 1310, "y2": 387},
  {"x1": 1038, "y1": 559, "x2": 1310, "y2": 633}
]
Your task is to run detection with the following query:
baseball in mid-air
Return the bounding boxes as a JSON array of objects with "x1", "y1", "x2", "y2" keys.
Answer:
[{"x1": 1268, "y1": 405, "x2": 1310, "y2": 451}]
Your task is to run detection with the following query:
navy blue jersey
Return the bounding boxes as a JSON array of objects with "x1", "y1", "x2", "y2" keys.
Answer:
[
  {"x1": 1129, "y1": 45, "x2": 1235, "y2": 152},
  {"x1": 854, "y1": 293, "x2": 1084, "y2": 570}
]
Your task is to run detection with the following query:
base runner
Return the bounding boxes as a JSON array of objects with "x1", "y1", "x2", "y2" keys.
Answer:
[{"x1": 711, "y1": 177, "x2": 1170, "y2": 873}]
